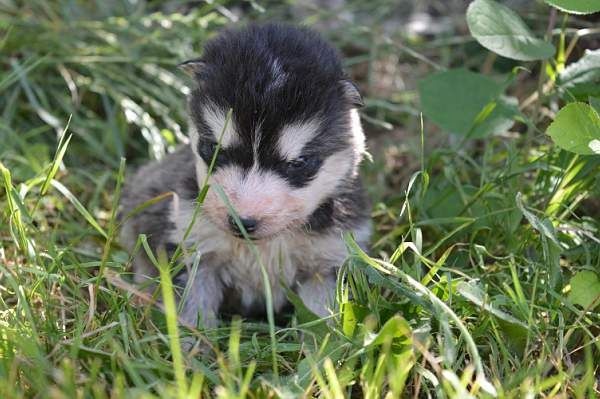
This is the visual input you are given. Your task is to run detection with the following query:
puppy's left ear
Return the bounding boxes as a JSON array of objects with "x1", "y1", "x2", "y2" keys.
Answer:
[
  {"x1": 340, "y1": 79, "x2": 364, "y2": 108},
  {"x1": 178, "y1": 59, "x2": 205, "y2": 78}
]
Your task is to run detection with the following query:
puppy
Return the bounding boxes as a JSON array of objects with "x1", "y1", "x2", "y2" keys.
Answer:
[{"x1": 119, "y1": 23, "x2": 371, "y2": 327}]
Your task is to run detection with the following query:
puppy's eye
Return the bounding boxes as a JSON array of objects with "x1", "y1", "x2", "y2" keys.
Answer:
[
  {"x1": 207, "y1": 141, "x2": 218, "y2": 154},
  {"x1": 198, "y1": 140, "x2": 217, "y2": 159},
  {"x1": 280, "y1": 154, "x2": 322, "y2": 186},
  {"x1": 285, "y1": 155, "x2": 321, "y2": 177},
  {"x1": 286, "y1": 155, "x2": 320, "y2": 173}
]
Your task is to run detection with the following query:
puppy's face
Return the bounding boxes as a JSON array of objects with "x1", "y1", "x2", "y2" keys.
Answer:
[{"x1": 184, "y1": 25, "x2": 365, "y2": 240}]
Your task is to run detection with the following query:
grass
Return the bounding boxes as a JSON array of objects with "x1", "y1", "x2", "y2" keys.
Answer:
[{"x1": 1, "y1": 1, "x2": 599, "y2": 398}]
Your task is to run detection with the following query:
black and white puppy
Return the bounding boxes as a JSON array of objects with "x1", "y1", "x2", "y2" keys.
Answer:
[{"x1": 120, "y1": 23, "x2": 371, "y2": 327}]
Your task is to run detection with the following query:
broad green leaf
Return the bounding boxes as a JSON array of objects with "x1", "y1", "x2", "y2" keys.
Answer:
[
  {"x1": 467, "y1": 0, "x2": 555, "y2": 61},
  {"x1": 547, "y1": 102, "x2": 600, "y2": 155},
  {"x1": 558, "y1": 49, "x2": 600, "y2": 99},
  {"x1": 568, "y1": 271, "x2": 600, "y2": 309},
  {"x1": 419, "y1": 68, "x2": 512, "y2": 136},
  {"x1": 544, "y1": 0, "x2": 600, "y2": 14}
]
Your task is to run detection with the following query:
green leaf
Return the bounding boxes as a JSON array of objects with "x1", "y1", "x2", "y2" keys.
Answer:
[
  {"x1": 363, "y1": 315, "x2": 412, "y2": 348},
  {"x1": 515, "y1": 193, "x2": 561, "y2": 246},
  {"x1": 568, "y1": 271, "x2": 600, "y2": 309},
  {"x1": 590, "y1": 96, "x2": 600, "y2": 114},
  {"x1": 558, "y1": 49, "x2": 600, "y2": 99},
  {"x1": 469, "y1": 95, "x2": 520, "y2": 138},
  {"x1": 285, "y1": 287, "x2": 329, "y2": 337},
  {"x1": 467, "y1": 0, "x2": 555, "y2": 61},
  {"x1": 50, "y1": 180, "x2": 108, "y2": 239},
  {"x1": 546, "y1": 102, "x2": 600, "y2": 155},
  {"x1": 41, "y1": 116, "x2": 72, "y2": 196},
  {"x1": 544, "y1": 0, "x2": 600, "y2": 15},
  {"x1": 340, "y1": 301, "x2": 368, "y2": 338},
  {"x1": 457, "y1": 281, "x2": 527, "y2": 327},
  {"x1": 419, "y1": 68, "x2": 512, "y2": 136}
]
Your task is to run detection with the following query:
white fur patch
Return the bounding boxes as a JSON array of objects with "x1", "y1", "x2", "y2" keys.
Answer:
[
  {"x1": 203, "y1": 104, "x2": 237, "y2": 147},
  {"x1": 277, "y1": 118, "x2": 322, "y2": 160},
  {"x1": 188, "y1": 121, "x2": 207, "y2": 180},
  {"x1": 295, "y1": 148, "x2": 354, "y2": 212},
  {"x1": 349, "y1": 109, "x2": 367, "y2": 170}
]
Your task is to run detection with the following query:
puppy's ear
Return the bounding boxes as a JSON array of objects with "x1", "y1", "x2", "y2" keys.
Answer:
[
  {"x1": 178, "y1": 59, "x2": 205, "y2": 77},
  {"x1": 340, "y1": 79, "x2": 364, "y2": 108}
]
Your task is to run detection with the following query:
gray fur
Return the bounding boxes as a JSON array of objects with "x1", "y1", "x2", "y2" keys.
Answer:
[{"x1": 119, "y1": 147, "x2": 197, "y2": 282}]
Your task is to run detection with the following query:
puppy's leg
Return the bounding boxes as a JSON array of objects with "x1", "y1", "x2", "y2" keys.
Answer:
[
  {"x1": 178, "y1": 267, "x2": 223, "y2": 329},
  {"x1": 296, "y1": 273, "x2": 337, "y2": 319}
]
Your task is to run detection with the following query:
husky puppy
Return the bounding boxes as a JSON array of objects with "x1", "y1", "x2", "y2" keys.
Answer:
[{"x1": 119, "y1": 24, "x2": 371, "y2": 327}]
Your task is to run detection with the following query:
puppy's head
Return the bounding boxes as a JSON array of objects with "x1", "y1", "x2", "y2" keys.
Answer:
[{"x1": 182, "y1": 24, "x2": 365, "y2": 239}]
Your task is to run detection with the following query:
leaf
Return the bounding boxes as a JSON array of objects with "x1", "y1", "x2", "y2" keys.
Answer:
[
  {"x1": 285, "y1": 287, "x2": 329, "y2": 337},
  {"x1": 515, "y1": 192, "x2": 562, "y2": 288},
  {"x1": 341, "y1": 301, "x2": 368, "y2": 338},
  {"x1": 544, "y1": 0, "x2": 600, "y2": 14},
  {"x1": 590, "y1": 96, "x2": 600, "y2": 114},
  {"x1": 419, "y1": 68, "x2": 511, "y2": 136},
  {"x1": 546, "y1": 102, "x2": 600, "y2": 155},
  {"x1": 467, "y1": 0, "x2": 555, "y2": 61},
  {"x1": 568, "y1": 271, "x2": 600, "y2": 309},
  {"x1": 515, "y1": 193, "x2": 560, "y2": 246},
  {"x1": 469, "y1": 95, "x2": 520, "y2": 138},
  {"x1": 345, "y1": 236, "x2": 498, "y2": 395},
  {"x1": 558, "y1": 49, "x2": 600, "y2": 99},
  {"x1": 363, "y1": 315, "x2": 412, "y2": 348},
  {"x1": 457, "y1": 281, "x2": 527, "y2": 327},
  {"x1": 589, "y1": 139, "x2": 600, "y2": 154},
  {"x1": 50, "y1": 180, "x2": 108, "y2": 239},
  {"x1": 41, "y1": 116, "x2": 72, "y2": 195}
]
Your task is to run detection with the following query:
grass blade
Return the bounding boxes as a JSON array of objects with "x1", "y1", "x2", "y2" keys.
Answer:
[{"x1": 50, "y1": 179, "x2": 108, "y2": 239}]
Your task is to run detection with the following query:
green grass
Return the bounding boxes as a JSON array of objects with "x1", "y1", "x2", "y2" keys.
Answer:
[{"x1": 1, "y1": 1, "x2": 599, "y2": 398}]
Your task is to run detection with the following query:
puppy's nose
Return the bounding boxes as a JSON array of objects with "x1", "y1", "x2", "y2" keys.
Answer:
[{"x1": 228, "y1": 215, "x2": 258, "y2": 235}]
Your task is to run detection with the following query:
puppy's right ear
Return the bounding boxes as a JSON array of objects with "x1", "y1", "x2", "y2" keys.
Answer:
[{"x1": 178, "y1": 59, "x2": 205, "y2": 77}]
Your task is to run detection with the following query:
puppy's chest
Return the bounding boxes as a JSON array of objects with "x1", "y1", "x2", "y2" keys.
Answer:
[{"x1": 212, "y1": 234, "x2": 300, "y2": 290}]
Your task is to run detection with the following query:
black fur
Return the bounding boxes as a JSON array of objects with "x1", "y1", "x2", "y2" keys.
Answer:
[
  {"x1": 188, "y1": 23, "x2": 361, "y2": 188},
  {"x1": 305, "y1": 176, "x2": 370, "y2": 232}
]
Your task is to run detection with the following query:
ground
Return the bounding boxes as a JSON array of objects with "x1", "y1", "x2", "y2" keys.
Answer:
[{"x1": 1, "y1": 1, "x2": 599, "y2": 398}]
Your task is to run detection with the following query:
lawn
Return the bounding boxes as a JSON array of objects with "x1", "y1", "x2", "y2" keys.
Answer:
[{"x1": 1, "y1": 1, "x2": 599, "y2": 398}]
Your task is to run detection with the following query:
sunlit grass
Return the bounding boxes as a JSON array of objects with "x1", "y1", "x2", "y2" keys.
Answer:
[{"x1": 1, "y1": 1, "x2": 599, "y2": 398}]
